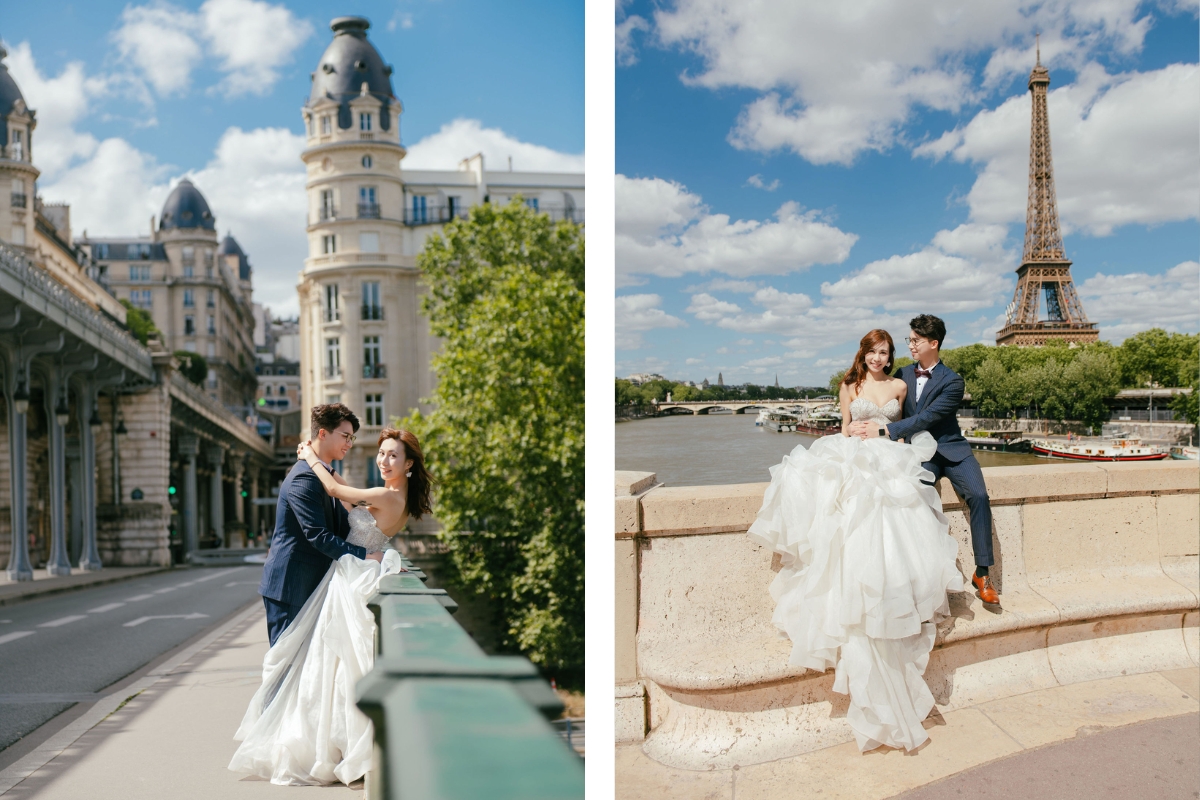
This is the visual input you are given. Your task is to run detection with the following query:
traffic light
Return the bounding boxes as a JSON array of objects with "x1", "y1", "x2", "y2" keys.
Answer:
[
  {"x1": 168, "y1": 485, "x2": 177, "y2": 495},
  {"x1": 240, "y1": 490, "x2": 248, "y2": 497}
]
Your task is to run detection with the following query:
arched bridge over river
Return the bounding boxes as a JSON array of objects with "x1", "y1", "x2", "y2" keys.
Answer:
[{"x1": 655, "y1": 398, "x2": 838, "y2": 416}]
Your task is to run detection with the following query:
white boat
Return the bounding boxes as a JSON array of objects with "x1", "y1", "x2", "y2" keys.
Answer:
[
  {"x1": 1031, "y1": 436, "x2": 1168, "y2": 462},
  {"x1": 755, "y1": 409, "x2": 770, "y2": 427},
  {"x1": 765, "y1": 412, "x2": 799, "y2": 432},
  {"x1": 1170, "y1": 445, "x2": 1199, "y2": 460}
]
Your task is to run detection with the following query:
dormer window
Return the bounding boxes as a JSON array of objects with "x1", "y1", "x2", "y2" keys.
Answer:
[
  {"x1": 321, "y1": 116, "x2": 332, "y2": 135},
  {"x1": 10, "y1": 129, "x2": 23, "y2": 161},
  {"x1": 359, "y1": 113, "x2": 372, "y2": 132}
]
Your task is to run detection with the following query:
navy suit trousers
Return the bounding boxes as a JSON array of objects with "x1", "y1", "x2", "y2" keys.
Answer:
[
  {"x1": 263, "y1": 596, "x2": 306, "y2": 647},
  {"x1": 921, "y1": 451, "x2": 994, "y2": 568}
]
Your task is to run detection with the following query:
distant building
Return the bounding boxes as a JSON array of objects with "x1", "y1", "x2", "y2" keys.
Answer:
[
  {"x1": 701, "y1": 378, "x2": 710, "y2": 389},
  {"x1": 625, "y1": 373, "x2": 664, "y2": 386},
  {"x1": 717, "y1": 372, "x2": 724, "y2": 387}
]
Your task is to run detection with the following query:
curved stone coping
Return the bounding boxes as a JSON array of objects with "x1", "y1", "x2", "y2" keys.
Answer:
[{"x1": 624, "y1": 461, "x2": 1199, "y2": 697}]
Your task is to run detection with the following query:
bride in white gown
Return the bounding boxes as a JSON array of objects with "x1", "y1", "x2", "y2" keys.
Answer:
[
  {"x1": 749, "y1": 329, "x2": 963, "y2": 752},
  {"x1": 229, "y1": 428, "x2": 435, "y2": 785}
]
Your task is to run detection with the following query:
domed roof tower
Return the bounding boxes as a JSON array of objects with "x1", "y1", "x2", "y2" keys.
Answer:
[
  {"x1": 218, "y1": 233, "x2": 251, "y2": 280},
  {"x1": 307, "y1": 16, "x2": 397, "y2": 131},
  {"x1": 1, "y1": 43, "x2": 39, "y2": 250},
  {"x1": 0, "y1": 44, "x2": 29, "y2": 120},
  {"x1": 159, "y1": 178, "x2": 215, "y2": 231}
]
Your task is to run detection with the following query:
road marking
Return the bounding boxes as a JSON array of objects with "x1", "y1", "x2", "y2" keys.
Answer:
[
  {"x1": 224, "y1": 581, "x2": 259, "y2": 587},
  {"x1": 194, "y1": 567, "x2": 242, "y2": 583},
  {"x1": 126, "y1": 594, "x2": 153, "y2": 601},
  {"x1": 38, "y1": 615, "x2": 87, "y2": 628},
  {"x1": 88, "y1": 603, "x2": 125, "y2": 614},
  {"x1": 123, "y1": 613, "x2": 209, "y2": 628},
  {"x1": 0, "y1": 631, "x2": 34, "y2": 645},
  {"x1": 153, "y1": 587, "x2": 177, "y2": 594}
]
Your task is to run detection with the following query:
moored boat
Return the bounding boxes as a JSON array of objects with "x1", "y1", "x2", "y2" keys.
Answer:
[
  {"x1": 755, "y1": 409, "x2": 770, "y2": 427},
  {"x1": 1170, "y1": 445, "x2": 1199, "y2": 460},
  {"x1": 765, "y1": 412, "x2": 799, "y2": 432},
  {"x1": 1031, "y1": 436, "x2": 1167, "y2": 461},
  {"x1": 794, "y1": 417, "x2": 842, "y2": 436},
  {"x1": 968, "y1": 430, "x2": 1032, "y2": 453}
]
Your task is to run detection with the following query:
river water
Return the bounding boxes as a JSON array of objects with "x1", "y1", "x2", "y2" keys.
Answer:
[{"x1": 615, "y1": 413, "x2": 1048, "y2": 487}]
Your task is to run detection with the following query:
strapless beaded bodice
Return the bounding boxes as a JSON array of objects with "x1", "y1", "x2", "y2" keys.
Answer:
[
  {"x1": 346, "y1": 506, "x2": 391, "y2": 553},
  {"x1": 849, "y1": 397, "x2": 901, "y2": 427}
]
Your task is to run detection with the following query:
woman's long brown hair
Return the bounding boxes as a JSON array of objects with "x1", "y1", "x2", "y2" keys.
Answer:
[
  {"x1": 840, "y1": 329, "x2": 896, "y2": 393},
  {"x1": 377, "y1": 428, "x2": 435, "y2": 520}
]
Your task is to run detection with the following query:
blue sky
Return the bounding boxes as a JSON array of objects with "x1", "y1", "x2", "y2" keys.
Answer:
[
  {"x1": 3, "y1": 0, "x2": 583, "y2": 315},
  {"x1": 615, "y1": 0, "x2": 1199, "y2": 387}
]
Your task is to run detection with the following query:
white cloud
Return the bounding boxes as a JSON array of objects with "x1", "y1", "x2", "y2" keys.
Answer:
[
  {"x1": 685, "y1": 357, "x2": 704, "y2": 365},
  {"x1": 821, "y1": 223, "x2": 1015, "y2": 312},
  {"x1": 112, "y1": 0, "x2": 312, "y2": 99},
  {"x1": 388, "y1": 11, "x2": 415, "y2": 32},
  {"x1": 616, "y1": 175, "x2": 857, "y2": 285},
  {"x1": 616, "y1": 356, "x2": 672, "y2": 377},
  {"x1": 686, "y1": 293, "x2": 742, "y2": 321},
  {"x1": 683, "y1": 277, "x2": 759, "y2": 294},
  {"x1": 200, "y1": 0, "x2": 313, "y2": 97},
  {"x1": 615, "y1": 294, "x2": 687, "y2": 349},
  {"x1": 403, "y1": 118, "x2": 584, "y2": 172},
  {"x1": 651, "y1": 0, "x2": 1153, "y2": 165},
  {"x1": 1078, "y1": 261, "x2": 1200, "y2": 343},
  {"x1": 616, "y1": 14, "x2": 651, "y2": 67},
  {"x1": 746, "y1": 174, "x2": 780, "y2": 191},
  {"x1": 917, "y1": 62, "x2": 1200, "y2": 235}
]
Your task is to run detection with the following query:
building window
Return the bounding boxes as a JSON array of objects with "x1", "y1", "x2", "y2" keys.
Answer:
[
  {"x1": 367, "y1": 458, "x2": 383, "y2": 488},
  {"x1": 563, "y1": 192, "x2": 576, "y2": 222},
  {"x1": 10, "y1": 225, "x2": 24, "y2": 245},
  {"x1": 184, "y1": 315, "x2": 195, "y2": 336},
  {"x1": 325, "y1": 337, "x2": 341, "y2": 378},
  {"x1": 359, "y1": 113, "x2": 372, "y2": 131},
  {"x1": 130, "y1": 289, "x2": 152, "y2": 309},
  {"x1": 411, "y1": 195, "x2": 427, "y2": 224},
  {"x1": 10, "y1": 129, "x2": 23, "y2": 161},
  {"x1": 206, "y1": 289, "x2": 215, "y2": 307},
  {"x1": 181, "y1": 245, "x2": 195, "y2": 267},
  {"x1": 278, "y1": 384, "x2": 287, "y2": 395},
  {"x1": 184, "y1": 340, "x2": 195, "y2": 352},
  {"x1": 324, "y1": 283, "x2": 340, "y2": 322},
  {"x1": 358, "y1": 232, "x2": 379, "y2": 252},
  {"x1": 448, "y1": 195, "x2": 463, "y2": 219},
  {"x1": 129, "y1": 264, "x2": 150, "y2": 281},
  {"x1": 525, "y1": 197, "x2": 539, "y2": 212},
  {"x1": 325, "y1": 394, "x2": 341, "y2": 404},
  {"x1": 320, "y1": 189, "x2": 335, "y2": 220},
  {"x1": 207, "y1": 369, "x2": 217, "y2": 389},
  {"x1": 206, "y1": 341, "x2": 216, "y2": 357},
  {"x1": 358, "y1": 186, "x2": 379, "y2": 218},
  {"x1": 362, "y1": 282, "x2": 382, "y2": 320},
  {"x1": 363, "y1": 335, "x2": 381, "y2": 377},
  {"x1": 182, "y1": 264, "x2": 193, "y2": 278},
  {"x1": 183, "y1": 289, "x2": 195, "y2": 307},
  {"x1": 92, "y1": 242, "x2": 109, "y2": 259},
  {"x1": 321, "y1": 116, "x2": 332, "y2": 135},
  {"x1": 204, "y1": 250, "x2": 213, "y2": 278},
  {"x1": 361, "y1": 154, "x2": 372, "y2": 168},
  {"x1": 364, "y1": 393, "x2": 384, "y2": 427},
  {"x1": 207, "y1": 315, "x2": 216, "y2": 334},
  {"x1": 322, "y1": 234, "x2": 337, "y2": 254},
  {"x1": 264, "y1": 384, "x2": 272, "y2": 396}
]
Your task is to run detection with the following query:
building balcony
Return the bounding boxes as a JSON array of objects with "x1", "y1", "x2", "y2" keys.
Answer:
[
  {"x1": 363, "y1": 364, "x2": 387, "y2": 379},
  {"x1": 357, "y1": 202, "x2": 381, "y2": 219},
  {"x1": 10, "y1": 192, "x2": 27, "y2": 209},
  {"x1": 324, "y1": 365, "x2": 343, "y2": 380},
  {"x1": 361, "y1": 304, "x2": 384, "y2": 321},
  {"x1": 320, "y1": 208, "x2": 337, "y2": 222},
  {"x1": 404, "y1": 205, "x2": 467, "y2": 226},
  {"x1": 323, "y1": 309, "x2": 341, "y2": 323}
]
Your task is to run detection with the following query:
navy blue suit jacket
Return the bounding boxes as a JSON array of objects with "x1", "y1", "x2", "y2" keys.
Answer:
[
  {"x1": 887, "y1": 362, "x2": 973, "y2": 463},
  {"x1": 258, "y1": 461, "x2": 366, "y2": 606}
]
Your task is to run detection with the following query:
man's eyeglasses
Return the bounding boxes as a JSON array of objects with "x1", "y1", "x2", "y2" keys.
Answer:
[
  {"x1": 904, "y1": 337, "x2": 926, "y2": 345},
  {"x1": 338, "y1": 431, "x2": 357, "y2": 444}
]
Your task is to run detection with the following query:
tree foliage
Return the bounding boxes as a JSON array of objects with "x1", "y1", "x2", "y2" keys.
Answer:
[
  {"x1": 401, "y1": 200, "x2": 583, "y2": 670},
  {"x1": 174, "y1": 351, "x2": 208, "y2": 386},
  {"x1": 120, "y1": 299, "x2": 160, "y2": 345}
]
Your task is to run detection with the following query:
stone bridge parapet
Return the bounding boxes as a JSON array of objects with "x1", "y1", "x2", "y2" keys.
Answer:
[{"x1": 614, "y1": 461, "x2": 1200, "y2": 769}]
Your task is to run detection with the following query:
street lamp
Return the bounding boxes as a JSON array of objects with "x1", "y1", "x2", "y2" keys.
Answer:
[
  {"x1": 88, "y1": 404, "x2": 102, "y2": 431},
  {"x1": 54, "y1": 395, "x2": 70, "y2": 427},
  {"x1": 12, "y1": 381, "x2": 29, "y2": 415},
  {"x1": 115, "y1": 416, "x2": 128, "y2": 435}
]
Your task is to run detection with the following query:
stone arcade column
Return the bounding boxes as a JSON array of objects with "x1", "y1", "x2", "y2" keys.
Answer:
[
  {"x1": 179, "y1": 435, "x2": 200, "y2": 557},
  {"x1": 40, "y1": 354, "x2": 97, "y2": 577},
  {"x1": 77, "y1": 371, "x2": 126, "y2": 571},
  {"x1": 66, "y1": 436, "x2": 82, "y2": 565},
  {"x1": 206, "y1": 444, "x2": 226, "y2": 546},
  {"x1": 0, "y1": 331, "x2": 65, "y2": 580}
]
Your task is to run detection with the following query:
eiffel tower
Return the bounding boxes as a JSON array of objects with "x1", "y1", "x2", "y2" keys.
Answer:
[{"x1": 996, "y1": 40, "x2": 1098, "y2": 347}]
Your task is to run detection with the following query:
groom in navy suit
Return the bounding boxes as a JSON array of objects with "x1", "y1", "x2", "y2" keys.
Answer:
[
  {"x1": 848, "y1": 314, "x2": 999, "y2": 605},
  {"x1": 258, "y1": 403, "x2": 383, "y2": 645}
]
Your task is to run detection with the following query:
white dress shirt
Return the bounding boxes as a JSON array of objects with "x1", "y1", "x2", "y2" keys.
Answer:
[{"x1": 914, "y1": 361, "x2": 940, "y2": 403}]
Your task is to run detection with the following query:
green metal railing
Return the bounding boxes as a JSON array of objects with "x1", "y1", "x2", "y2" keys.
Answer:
[{"x1": 357, "y1": 556, "x2": 584, "y2": 799}]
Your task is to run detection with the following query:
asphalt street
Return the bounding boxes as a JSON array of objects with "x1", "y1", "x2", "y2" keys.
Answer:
[{"x1": 0, "y1": 565, "x2": 264, "y2": 753}]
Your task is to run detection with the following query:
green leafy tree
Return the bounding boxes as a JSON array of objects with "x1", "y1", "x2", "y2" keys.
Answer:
[
  {"x1": 402, "y1": 200, "x2": 583, "y2": 670},
  {"x1": 1062, "y1": 349, "x2": 1121, "y2": 430},
  {"x1": 1117, "y1": 329, "x2": 1197, "y2": 387},
  {"x1": 174, "y1": 351, "x2": 208, "y2": 386},
  {"x1": 967, "y1": 357, "x2": 1014, "y2": 419},
  {"x1": 119, "y1": 299, "x2": 160, "y2": 345},
  {"x1": 828, "y1": 369, "x2": 847, "y2": 393},
  {"x1": 1171, "y1": 380, "x2": 1199, "y2": 428}
]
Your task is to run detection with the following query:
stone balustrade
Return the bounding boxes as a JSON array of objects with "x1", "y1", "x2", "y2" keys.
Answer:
[{"x1": 615, "y1": 461, "x2": 1200, "y2": 770}]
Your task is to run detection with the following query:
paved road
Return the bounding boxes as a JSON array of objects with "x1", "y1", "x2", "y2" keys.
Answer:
[{"x1": 0, "y1": 565, "x2": 264, "y2": 753}]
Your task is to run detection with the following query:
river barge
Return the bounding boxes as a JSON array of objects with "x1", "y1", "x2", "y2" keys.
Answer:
[
  {"x1": 764, "y1": 412, "x2": 800, "y2": 432},
  {"x1": 968, "y1": 430, "x2": 1032, "y2": 453},
  {"x1": 793, "y1": 417, "x2": 842, "y2": 436},
  {"x1": 1170, "y1": 445, "x2": 1198, "y2": 460},
  {"x1": 1030, "y1": 436, "x2": 1168, "y2": 461}
]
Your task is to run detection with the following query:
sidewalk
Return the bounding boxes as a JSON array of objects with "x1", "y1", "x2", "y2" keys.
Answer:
[
  {"x1": 617, "y1": 667, "x2": 1200, "y2": 799},
  {"x1": 0, "y1": 566, "x2": 172, "y2": 607},
  {"x1": 0, "y1": 603, "x2": 356, "y2": 799}
]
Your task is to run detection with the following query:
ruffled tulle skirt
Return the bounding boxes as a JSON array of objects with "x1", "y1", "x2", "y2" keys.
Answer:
[
  {"x1": 748, "y1": 432, "x2": 963, "y2": 752},
  {"x1": 229, "y1": 550, "x2": 405, "y2": 785}
]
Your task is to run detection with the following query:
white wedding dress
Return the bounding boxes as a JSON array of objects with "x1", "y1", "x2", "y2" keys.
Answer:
[
  {"x1": 748, "y1": 398, "x2": 963, "y2": 752},
  {"x1": 229, "y1": 506, "x2": 404, "y2": 785}
]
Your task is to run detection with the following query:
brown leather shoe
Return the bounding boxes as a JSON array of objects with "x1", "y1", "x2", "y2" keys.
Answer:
[{"x1": 972, "y1": 573, "x2": 999, "y2": 604}]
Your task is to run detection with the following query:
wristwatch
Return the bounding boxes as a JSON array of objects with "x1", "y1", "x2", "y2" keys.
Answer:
[{"x1": 878, "y1": 427, "x2": 886, "y2": 438}]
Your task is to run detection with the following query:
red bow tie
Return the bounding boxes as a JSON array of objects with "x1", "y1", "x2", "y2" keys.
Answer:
[{"x1": 915, "y1": 367, "x2": 933, "y2": 378}]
